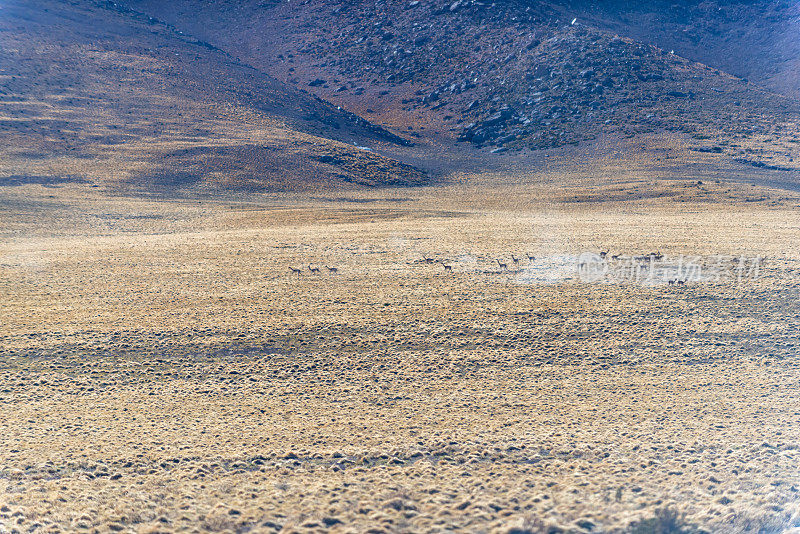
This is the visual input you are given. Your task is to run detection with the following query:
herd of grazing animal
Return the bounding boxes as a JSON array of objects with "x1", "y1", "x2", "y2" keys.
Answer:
[
  {"x1": 423, "y1": 253, "x2": 539, "y2": 274},
  {"x1": 288, "y1": 250, "x2": 699, "y2": 285},
  {"x1": 288, "y1": 264, "x2": 339, "y2": 276},
  {"x1": 288, "y1": 253, "x2": 538, "y2": 277},
  {"x1": 599, "y1": 250, "x2": 688, "y2": 285}
]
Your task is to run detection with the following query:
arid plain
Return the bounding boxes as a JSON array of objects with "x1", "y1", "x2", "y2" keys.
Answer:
[
  {"x1": 4, "y1": 0, "x2": 800, "y2": 532},
  {"x1": 2, "y1": 171, "x2": 800, "y2": 533}
]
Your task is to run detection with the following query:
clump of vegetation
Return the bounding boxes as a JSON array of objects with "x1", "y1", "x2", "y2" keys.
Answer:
[
  {"x1": 628, "y1": 507, "x2": 705, "y2": 534},
  {"x1": 506, "y1": 515, "x2": 549, "y2": 534}
]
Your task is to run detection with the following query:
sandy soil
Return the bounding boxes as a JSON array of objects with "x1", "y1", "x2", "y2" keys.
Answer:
[{"x1": 2, "y1": 181, "x2": 800, "y2": 533}]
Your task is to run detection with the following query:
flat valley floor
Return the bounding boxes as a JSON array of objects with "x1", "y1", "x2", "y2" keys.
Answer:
[{"x1": 2, "y1": 175, "x2": 800, "y2": 533}]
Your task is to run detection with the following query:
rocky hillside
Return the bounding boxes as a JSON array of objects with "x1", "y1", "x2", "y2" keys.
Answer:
[
  {"x1": 557, "y1": 0, "x2": 800, "y2": 100},
  {"x1": 125, "y1": 0, "x2": 800, "y2": 169},
  {"x1": 0, "y1": 0, "x2": 428, "y2": 192}
]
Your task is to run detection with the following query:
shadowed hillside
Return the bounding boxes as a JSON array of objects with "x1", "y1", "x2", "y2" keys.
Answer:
[{"x1": 0, "y1": 0, "x2": 429, "y2": 192}]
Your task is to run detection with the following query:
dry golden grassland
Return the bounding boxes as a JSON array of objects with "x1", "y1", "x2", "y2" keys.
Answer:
[{"x1": 2, "y1": 179, "x2": 800, "y2": 533}]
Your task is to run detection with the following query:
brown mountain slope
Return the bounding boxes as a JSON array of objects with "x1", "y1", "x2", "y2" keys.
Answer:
[
  {"x1": 0, "y1": 0, "x2": 428, "y2": 193},
  {"x1": 125, "y1": 0, "x2": 800, "y2": 170}
]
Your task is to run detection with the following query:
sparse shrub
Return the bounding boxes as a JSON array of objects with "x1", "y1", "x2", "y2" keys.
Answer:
[
  {"x1": 505, "y1": 515, "x2": 561, "y2": 534},
  {"x1": 202, "y1": 513, "x2": 237, "y2": 532},
  {"x1": 628, "y1": 507, "x2": 703, "y2": 534}
]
